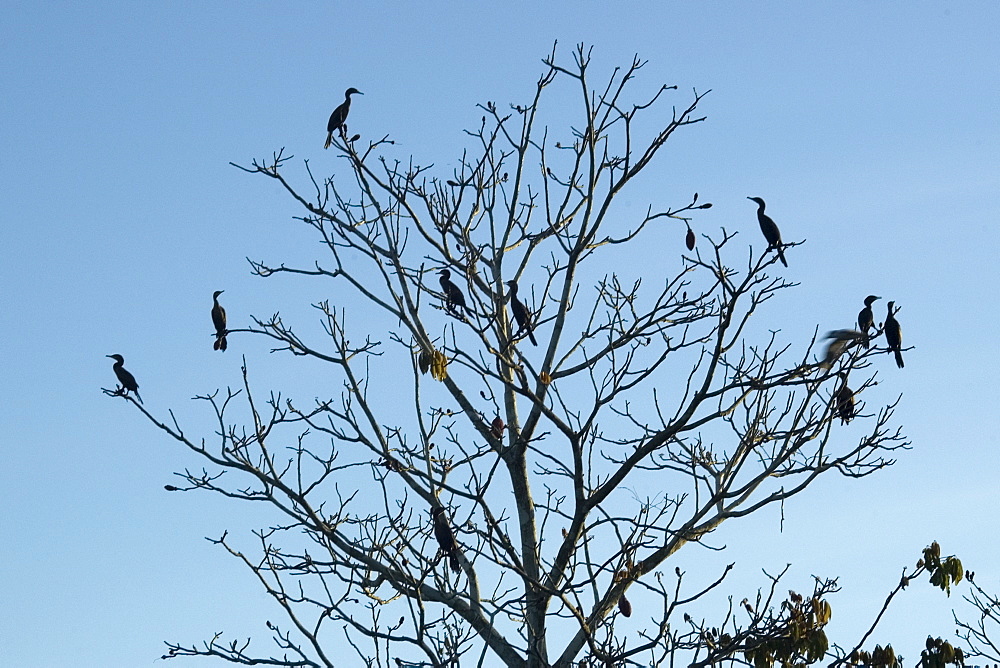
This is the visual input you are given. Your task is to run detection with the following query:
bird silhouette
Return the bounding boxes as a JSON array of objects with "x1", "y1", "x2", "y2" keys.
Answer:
[
  {"x1": 211, "y1": 290, "x2": 227, "y2": 351},
  {"x1": 107, "y1": 354, "x2": 142, "y2": 403},
  {"x1": 431, "y1": 506, "x2": 460, "y2": 572},
  {"x1": 884, "y1": 301, "x2": 904, "y2": 368},
  {"x1": 325, "y1": 88, "x2": 362, "y2": 149},
  {"x1": 834, "y1": 372, "x2": 856, "y2": 424},
  {"x1": 506, "y1": 280, "x2": 537, "y2": 346},
  {"x1": 820, "y1": 330, "x2": 864, "y2": 369},
  {"x1": 857, "y1": 295, "x2": 881, "y2": 349},
  {"x1": 438, "y1": 269, "x2": 467, "y2": 316},
  {"x1": 747, "y1": 197, "x2": 788, "y2": 267}
]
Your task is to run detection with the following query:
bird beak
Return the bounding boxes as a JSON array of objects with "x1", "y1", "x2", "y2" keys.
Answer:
[{"x1": 106, "y1": 355, "x2": 114, "y2": 359}]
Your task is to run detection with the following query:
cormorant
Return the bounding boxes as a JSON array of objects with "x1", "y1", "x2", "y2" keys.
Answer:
[
  {"x1": 857, "y1": 295, "x2": 881, "y2": 349},
  {"x1": 820, "y1": 329, "x2": 864, "y2": 369},
  {"x1": 884, "y1": 301, "x2": 904, "y2": 368},
  {"x1": 324, "y1": 88, "x2": 362, "y2": 149},
  {"x1": 211, "y1": 290, "x2": 227, "y2": 352},
  {"x1": 107, "y1": 354, "x2": 142, "y2": 403},
  {"x1": 506, "y1": 280, "x2": 537, "y2": 346},
  {"x1": 834, "y1": 372, "x2": 856, "y2": 424},
  {"x1": 747, "y1": 197, "x2": 788, "y2": 267},
  {"x1": 431, "y1": 506, "x2": 460, "y2": 572},
  {"x1": 438, "y1": 269, "x2": 467, "y2": 316}
]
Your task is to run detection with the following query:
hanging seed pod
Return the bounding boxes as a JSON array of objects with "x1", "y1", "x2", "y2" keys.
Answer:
[
  {"x1": 686, "y1": 226, "x2": 696, "y2": 251},
  {"x1": 418, "y1": 350, "x2": 432, "y2": 375},
  {"x1": 619, "y1": 595, "x2": 632, "y2": 617}
]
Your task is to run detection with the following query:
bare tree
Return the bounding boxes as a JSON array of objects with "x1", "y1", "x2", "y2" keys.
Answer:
[
  {"x1": 956, "y1": 572, "x2": 1000, "y2": 665},
  {"x1": 109, "y1": 44, "x2": 930, "y2": 668}
]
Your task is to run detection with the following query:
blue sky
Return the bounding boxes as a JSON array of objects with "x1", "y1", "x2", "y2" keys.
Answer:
[{"x1": 2, "y1": 2, "x2": 998, "y2": 666}]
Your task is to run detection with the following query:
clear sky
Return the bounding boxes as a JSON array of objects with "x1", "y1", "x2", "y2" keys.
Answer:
[{"x1": 2, "y1": 2, "x2": 998, "y2": 666}]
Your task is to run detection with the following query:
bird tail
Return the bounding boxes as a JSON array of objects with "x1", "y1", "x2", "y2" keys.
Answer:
[
  {"x1": 449, "y1": 551, "x2": 460, "y2": 572},
  {"x1": 776, "y1": 244, "x2": 788, "y2": 267},
  {"x1": 527, "y1": 328, "x2": 538, "y2": 346},
  {"x1": 214, "y1": 334, "x2": 228, "y2": 352},
  {"x1": 894, "y1": 349, "x2": 904, "y2": 368},
  {"x1": 324, "y1": 132, "x2": 333, "y2": 149},
  {"x1": 134, "y1": 390, "x2": 143, "y2": 405},
  {"x1": 860, "y1": 332, "x2": 870, "y2": 349}
]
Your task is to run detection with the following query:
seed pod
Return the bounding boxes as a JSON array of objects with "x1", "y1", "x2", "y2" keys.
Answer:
[
  {"x1": 619, "y1": 595, "x2": 632, "y2": 617},
  {"x1": 686, "y1": 226, "x2": 696, "y2": 251}
]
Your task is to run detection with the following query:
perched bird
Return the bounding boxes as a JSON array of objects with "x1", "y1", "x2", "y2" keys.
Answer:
[
  {"x1": 884, "y1": 301, "x2": 904, "y2": 368},
  {"x1": 506, "y1": 280, "x2": 537, "y2": 346},
  {"x1": 834, "y1": 372, "x2": 856, "y2": 424},
  {"x1": 438, "y1": 269, "x2": 467, "y2": 316},
  {"x1": 431, "y1": 506, "x2": 460, "y2": 572},
  {"x1": 324, "y1": 88, "x2": 362, "y2": 149},
  {"x1": 107, "y1": 354, "x2": 142, "y2": 403},
  {"x1": 747, "y1": 197, "x2": 788, "y2": 267},
  {"x1": 820, "y1": 330, "x2": 864, "y2": 369},
  {"x1": 211, "y1": 290, "x2": 227, "y2": 352},
  {"x1": 857, "y1": 295, "x2": 881, "y2": 349}
]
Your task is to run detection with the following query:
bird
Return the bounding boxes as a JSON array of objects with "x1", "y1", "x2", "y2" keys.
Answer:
[
  {"x1": 506, "y1": 280, "x2": 537, "y2": 346},
  {"x1": 211, "y1": 290, "x2": 227, "y2": 352},
  {"x1": 747, "y1": 197, "x2": 788, "y2": 267},
  {"x1": 438, "y1": 269, "x2": 467, "y2": 316},
  {"x1": 857, "y1": 295, "x2": 881, "y2": 349},
  {"x1": 884, "y1": 301, "x2": 904, "y2": 368},
  {"x1": 834, "y1": 372, "x2": 856, "y2": 424},
  {"x1": 820, "y1": 330, "x2": 864, "y2": 369},
  {"x1": 107, "y1": 354, "x2": 142, "y2": 403},
  {"x1": 431, "y1": 506, "x2": 460, "y2": 572},
  {"x1": 325, "y1": 88, "x2": 362, "y2": 149}
]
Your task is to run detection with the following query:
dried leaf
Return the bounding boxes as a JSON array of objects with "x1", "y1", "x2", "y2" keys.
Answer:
[{"x1": 431, "y1": 350, "x2": 449, "y2": 381}]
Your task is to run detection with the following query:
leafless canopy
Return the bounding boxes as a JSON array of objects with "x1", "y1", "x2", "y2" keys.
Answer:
[{"x1": 118, "y1": 45, "x2": 912, "y2": 668}]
